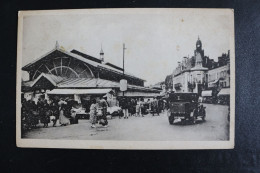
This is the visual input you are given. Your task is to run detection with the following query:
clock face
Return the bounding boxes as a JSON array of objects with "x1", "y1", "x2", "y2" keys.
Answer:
[{"x1": 197, "y1": 44, "x2": 200, "y2": 47}]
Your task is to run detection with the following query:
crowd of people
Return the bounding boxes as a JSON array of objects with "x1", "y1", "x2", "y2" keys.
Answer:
[
  {"x1": 21, "y1": 96, "x2": 78, "y2": 131},
  {"x1": 21, "y1": 94, "x2": 166, "y2": 133},
  {"x1": 21, "y1": 95, "x2": 110, "y2": 132},
  {"x1": 118, "y1": 97, "x2": 166, "y2": 119},
  {"x1": 88, "y1": 96, "x2": 166, "y2": 128}
]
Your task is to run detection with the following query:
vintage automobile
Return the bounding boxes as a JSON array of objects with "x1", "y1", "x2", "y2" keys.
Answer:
[{"x1": 167, "y1": 92, "x2": 206, "y2": 124}]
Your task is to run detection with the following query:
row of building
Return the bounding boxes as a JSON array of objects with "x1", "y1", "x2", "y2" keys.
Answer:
[{"x1": 164, "y1": 37, "x2": 230, "y2": 104}]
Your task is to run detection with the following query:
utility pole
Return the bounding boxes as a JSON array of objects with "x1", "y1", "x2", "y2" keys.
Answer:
[
  {"x1": 123, "y1": 43, "x2": 126, "y2": 96},
  {"x1": 123, "y1": 43, "x2": 126, "y2": 75}
]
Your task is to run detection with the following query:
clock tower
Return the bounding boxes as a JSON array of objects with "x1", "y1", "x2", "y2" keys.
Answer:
[
  {"x1": 193, "y1": 36, "x2": 205, "y2": 67},
  {"x1": 196, "y1": 36, "x2": 202, "y2": 51}
]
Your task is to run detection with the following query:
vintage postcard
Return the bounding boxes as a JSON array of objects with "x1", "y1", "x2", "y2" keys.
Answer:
[{"x1": 16, "y1": 8, "x2": 235, "y2": 149}]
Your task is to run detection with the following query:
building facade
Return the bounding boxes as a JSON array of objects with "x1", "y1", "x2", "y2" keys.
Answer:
[{"x1": 166, "y1": 37, "x2": 230, "y2": 99}]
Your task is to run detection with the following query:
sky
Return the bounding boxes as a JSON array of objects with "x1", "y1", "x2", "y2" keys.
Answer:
[{"x1": 21, "y1": 9, "x2": 233, "y2": 85}]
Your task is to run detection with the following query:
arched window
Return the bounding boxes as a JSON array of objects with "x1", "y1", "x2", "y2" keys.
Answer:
[{"x1": 32, "y1": 57, "x2": 94, "y2": 79}]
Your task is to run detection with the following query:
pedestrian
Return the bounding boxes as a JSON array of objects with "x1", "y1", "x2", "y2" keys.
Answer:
[
  {"x1": 152, "y1": 97, "x2": 159, "y2": 116},
  {"x1": 140, "y1": 98, "x2": 145, "y2": 116},
  {"x1": 120, "y1": 96, "x2": 129, "y2": 119},
  {"x1": 97, "y1": 95, "x2": 108, "y2": 127},
  {"x1": 89, "y1": 99, "x2": 97, "y2": 128},
  {"x1": 37, "y1": 98, "x2": 46, "y2": 127},
  {"x1": 42, "y1": 99, "x2": 51, "y2": 128},
  {"x1": 51, "y1": 100, "x2": 60, "y2": 127},
  {"x1": 30, "y1": 100, "x2": 38, "y2": 128},
  {"x1": 158, "y1": 98, "x2": 164, "y2": 113},
  {"x1": 128, "y1": 98, "x2": 132, "y2": 117},
  {"x1": 59, "y1": 99, "x2": 70, "y2": 126},
  {"x1": 135, "y1": 99, "x2": 140, "y2": 117},
  {"x1": 136, "y1": 98, "x2": 144, "y2": 117},
  {"x1": 21, "y1": 99, "x2": 29, "y2": 131},
  {"x1": 130, "y1": 98, "x2": 136, "y2": 116}
]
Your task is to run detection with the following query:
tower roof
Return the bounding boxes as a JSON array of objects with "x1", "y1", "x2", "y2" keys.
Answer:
[{"x1": 196, "y1": 36, "x2": 202, "y2": 45}]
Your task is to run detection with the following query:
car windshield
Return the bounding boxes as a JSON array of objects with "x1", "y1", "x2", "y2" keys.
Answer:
[{"x1": 168, "y1": 93, "x2": 198, "y2": 102}]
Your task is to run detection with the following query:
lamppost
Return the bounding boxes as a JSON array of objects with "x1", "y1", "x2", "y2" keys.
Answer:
[{"x1": 123, "y1": 43, "x2": 126, "y2": 97}]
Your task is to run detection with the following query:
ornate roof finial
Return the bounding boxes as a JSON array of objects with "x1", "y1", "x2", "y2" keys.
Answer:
[
  {"x1": 100, "y1": 43, "x2": 104, "y2": 62},
  {"x1": 100, "y1": 43, "x2": 104, "y2": 54},
  {"x1": 55, "y1": 41, "x2": 59, "y2": 49},
  {"x1": 198, "y1": 35, "x2": 200, "y2": 40}
]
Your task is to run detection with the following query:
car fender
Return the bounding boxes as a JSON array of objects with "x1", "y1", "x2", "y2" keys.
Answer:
[{"x1": 167, "y1": 109, "x2": 171, "y2": 117}]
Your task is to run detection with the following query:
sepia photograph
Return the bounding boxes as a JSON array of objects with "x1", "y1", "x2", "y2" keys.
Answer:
[{"x1": 16, "y1": 8, "x2": 235, "y2": 149}]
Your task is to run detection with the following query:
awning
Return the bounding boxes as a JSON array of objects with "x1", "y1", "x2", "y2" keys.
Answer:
[
  {"x1": 218, "y1": 88, "x2": 230, "y2": 96},
  {"x1": 57, "y1": 78, "x2": 159, "y2": 92},
  {"x1": 201, "y1": 90, "x2": 212, "y2": 97},
  {"x1": 208, "y1": 80, "x2": 219, "y2": 87},
  {"x1": 47, "y1": 88, "x2": 112, "y2": 95},
  {"x1": 210, "y1": 80, "x2": 219, "y2": 84},
  {"x1": 118, "y1": 91, "x2": 159, "y2": 97}
]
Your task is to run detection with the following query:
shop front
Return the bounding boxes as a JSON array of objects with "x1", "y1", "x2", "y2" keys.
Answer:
[
  {"x1": 201, "y1": 90, "x2": 213, "y2": 103},
  {"x1": 47, "y1": 88, "x2": 114, "y2": 110},
  {"x1": 217, "y1": 88, "x2": 230, "y2": 105}
]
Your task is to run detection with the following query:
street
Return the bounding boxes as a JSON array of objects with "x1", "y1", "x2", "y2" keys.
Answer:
[{"x1": 23, "y1": 104, "x2": 229, "y2": 141}]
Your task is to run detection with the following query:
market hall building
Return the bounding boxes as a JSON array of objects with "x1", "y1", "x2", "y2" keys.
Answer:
[{"x1": 21, "y1": 42, "x2": 160, "y2": 109}]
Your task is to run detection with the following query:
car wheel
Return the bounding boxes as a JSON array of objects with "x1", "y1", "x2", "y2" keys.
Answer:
[
  {"x1": 169, "y1": 115, "x2": 174, "y2": 125},
  {"x1": 202, "y1": 110, "x2": 206, "y2": 121}
]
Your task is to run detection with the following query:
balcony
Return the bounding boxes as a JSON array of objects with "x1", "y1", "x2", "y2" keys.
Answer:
[{"x1": 174, "y1": 83, "x2": 182, "y2": 89}]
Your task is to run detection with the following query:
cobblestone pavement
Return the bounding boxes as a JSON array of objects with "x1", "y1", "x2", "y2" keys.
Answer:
[{"x1": 23, "y1": 104, "x2": 229, "y2": 141}]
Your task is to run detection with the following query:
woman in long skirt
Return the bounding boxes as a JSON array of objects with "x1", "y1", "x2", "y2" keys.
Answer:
[
  {"x1": 89, "y1": 99, "x2": 97, "y2": 128},
  {"x1": 59, "y1": 104, "x2": 70, "y2": 126},
  {"x1": 135, "y1": 99, "x2": 141, "y2": 117}
]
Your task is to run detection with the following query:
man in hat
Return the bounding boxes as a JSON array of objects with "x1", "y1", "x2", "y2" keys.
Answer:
[
  {"x1": 152, "y1": 97, "x2": 159, "y2": 116},
  {"x1": 119, "y1": 96, "x2": 129, "y2": 119}
]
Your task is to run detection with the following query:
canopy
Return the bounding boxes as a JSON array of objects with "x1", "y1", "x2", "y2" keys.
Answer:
[
  {"x1": 218, "y1": 88, "x2": 230, "y2": 96},
  {"x1": 117, "y1": 91, "x2": 159, "y2": 97},
  {"x1": 47, "y1": 88, "x2": 112, "y2": 95},
  {"x1": 201, "y1": 90, "x2": 212, "y2": 97}
]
